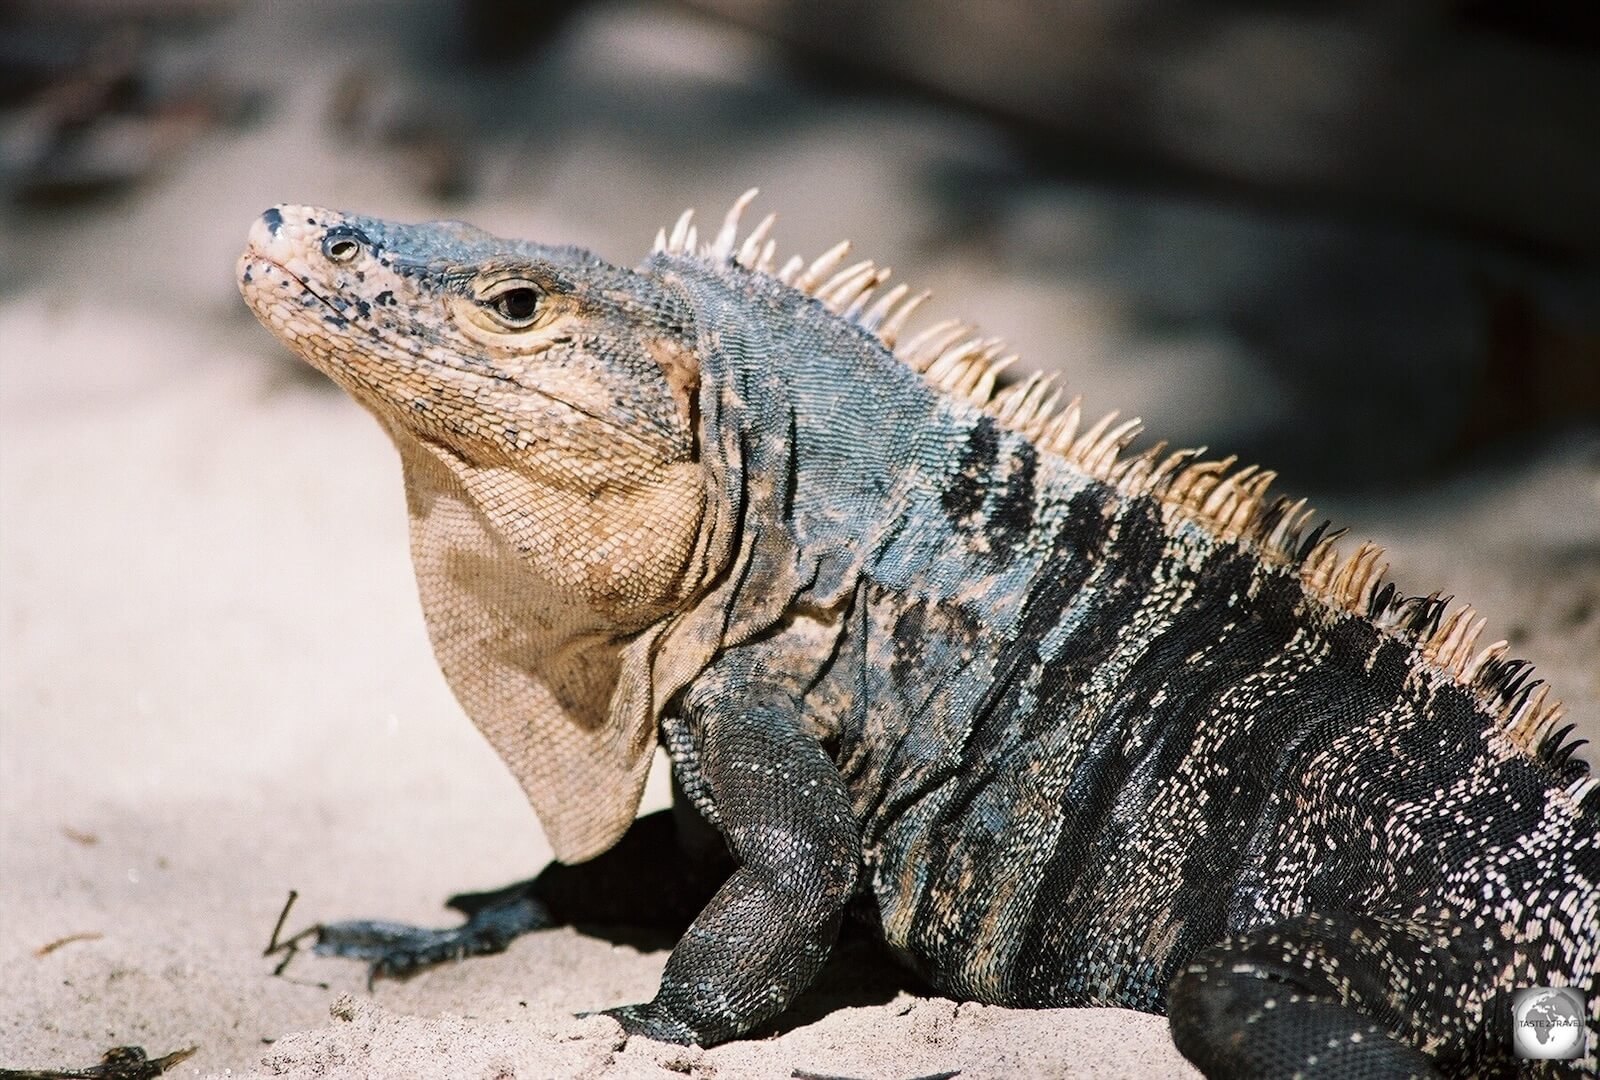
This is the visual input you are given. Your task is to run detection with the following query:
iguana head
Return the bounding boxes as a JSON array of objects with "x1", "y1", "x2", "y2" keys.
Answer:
[
  {"x1": 239, "y1": 205, "x2": 710, "y2": 626},
  {"x1": 240, "y1": 205, "x2": 723, "y2": 860}
]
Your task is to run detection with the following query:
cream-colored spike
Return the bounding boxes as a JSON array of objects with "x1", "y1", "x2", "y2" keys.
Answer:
[
  {"x1": 1040, "y1": 397, "x2": 1084, "y2": 454},
  {"x1": 1264, "y1": 499, "x2": 1307, "y2": 550},
  {"x1": 1086, "y1": 417, "x2": 1143, "y2": 473},
  {"x1": 1374, "y1": 590, "x2": 1429, "y2": 631},
  {"x1": 1509, "y1": 684, "x2": 1552, "y2": 736},
  {"x1": 1530, "y1": 699, "x2": 1568, "y2": 747},
  {"x1": 1146, "y1": 448, "x2": 1202, "y2": 494},
  {"x1": 796, "y1": 241, "x2": 852, "y2": 293},
  {"x1": 817, "y1": 260, "x2": 873, "y2": 299},
  {"x1": 1511, "y1": 698, "x2": 1566, "y2": 755},
  {"x1": 1522, "y1": 683, "x2": 1552, "y2": 728},
  {"x1": 653, "y1": 227, "x2": 668, "y2": 253},
  {"x1": 1167, "y1": 456, "x2": 1236, "y2": 506},
  {"x1": 1450, "y1": 617, "x2": 1489, "y2": 673},
  {"x1": 1356, "y1": 546, "x2": 1389, "y2": 606},
  {"x1": 986, "y1": 375, "x2": 1030, "y2": 423},
  {"x1": 976, "y1": 338, "x2": 1008, "y2": 368},
  {"x1": 843, "y1": 270, "x2": 890, "y2": 320},
  {"x1": 756, "y1": 239, "x2": 778, "y2": 273},
  {"x1": 925, "y1": 337, "x2": 986, "y2": 386},
  {"x1": 1327, "y1": 542, "x2": 1386, "y2": 612},
  {"x1": 951, "y1": 347, "x2": 1009, "y2": 404},
  {"x1": 1462, "y1": 639, "x2": 1509, "y2": 685},
  {"x1": 968, "y1": 355, "x2": 1017, "y2": 406},
  {"x1": 1198, "y1": 476, "x2": 1238, "y2": 521},
  {"x1": 1301, "y1": 535, "x2": 1343, "y2": 592},
  {"x1": 946, "y1": 357, "x2": 984, "y2": 399},
  {"x1": 1236, "y1": 475, "x2": 1272, "y2": 530},
  {"x1": 877, "y1": 290, "x2": 930, "y2": 348},
  {"x1": 817, "y1": 261, "x2": 878, "y2": 310},
  {"x1": 1109, "y1": 440, "x2": 1167, "y2": 491},
  {"x1": 1425, "y1": 606, "x2": 1478, "y2": 668},
  {"x1": 1223, "y1": 485, "x2": 1262, "y2": 534},
  {"x1": 1286, "y1": 505, "x2": 1317, "y2": 548},
  {"x1": 737, "y1": 212, "x2": 778, "y2": 267},
  {"x1": 899, "y1": 320, "x2": 970, "y2": 372},
  {"x1": 1423, "y1": 607, "x2": 1466, "y2": 664},
  {"x1": 949, "y1": 360, "x2": 983, "y2": 398},
  {"x1": 1212, "y1": 471, "x2": 1270, "y2": 537},
  {"x1": 1214, "y1": 493, "x2": 1246, "y2": 533},
  {"x1": 946, "y1": 343, "x2": 1006, "y2": 400},
  {"x1": 1184, "y1": 472, "x2": 1226, "y2": 511},
  {"x1": 667, "y1": 208, "x2": 694, "y2": 253},
  {"x1": 1204, "y1": 465, "x2": 1257, "y2": 513},
  {"x1": 1067, "y1": 410, "x2": 1120, "y2": 466},
  {"x1": 860, "y1": 283, "x2": 909, "y2": 331},
  {"x1": 777, "y1": 254, "x2": 804, "y2": 284},
  {"x1": 991, "y1": 373, "x2": 1045, "y2": 425},
  {"x1": 1232, "y1": 472, "x2": 1277, "y2": 532},
  {"x1": 1019, "y1": 384, "x2": 1062, "y2": 441},
  {"x1": 711, "y1": 188, "x2": 760, "y2": 260}
]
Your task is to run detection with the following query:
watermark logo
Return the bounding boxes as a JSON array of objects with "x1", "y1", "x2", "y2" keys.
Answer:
[{"x1": 1512, "y1": 986, "x2": 1586, "y2": 1061}]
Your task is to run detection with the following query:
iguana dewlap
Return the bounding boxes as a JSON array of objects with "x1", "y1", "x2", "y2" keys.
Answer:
[{"x1": 239, "y1": 193, "x2": 1598, "y2": 1077}]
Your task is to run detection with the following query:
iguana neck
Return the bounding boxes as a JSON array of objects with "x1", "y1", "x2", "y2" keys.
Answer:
[{"x1": 663, "y1": 257, "x2": 1105, "y2": 627}]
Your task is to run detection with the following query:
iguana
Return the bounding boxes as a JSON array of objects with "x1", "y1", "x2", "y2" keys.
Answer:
[{"x1": 238, "y1": 191, "x2": 1599, "y2": 1077}]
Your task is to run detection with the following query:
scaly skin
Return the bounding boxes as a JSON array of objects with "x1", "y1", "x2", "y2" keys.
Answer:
[{"x1": 239, "y1": 194, "x2": 1598, "y2": 1076}]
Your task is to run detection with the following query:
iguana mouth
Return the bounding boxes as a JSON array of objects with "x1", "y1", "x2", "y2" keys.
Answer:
[{"x1": 239, "y1": 251, "x2": 344, "y2": 319}]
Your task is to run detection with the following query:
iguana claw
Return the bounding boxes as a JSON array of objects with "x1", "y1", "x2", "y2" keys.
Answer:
[{"x1": 314, "y1": 894, "x2": 551, "y2": 986}]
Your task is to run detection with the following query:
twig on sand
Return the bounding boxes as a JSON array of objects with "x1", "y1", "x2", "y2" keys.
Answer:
[
  {"x1": 263, "y1": 889, "x2": 322, "y2": 976},
  {"x1": 33, "y1": 932, "x2": 103, "y2": 957},
  {"x1": 0, "y1": 1044, "x2": 196, "y2": 1080}
]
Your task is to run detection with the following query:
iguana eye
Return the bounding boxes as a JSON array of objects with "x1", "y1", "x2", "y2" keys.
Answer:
[
  {"x1": 487, "y1": 286, "x2": 542, "y2": 328},
  {"x1": 322, "y1": 228, "x2": 368, "y2": 263}
]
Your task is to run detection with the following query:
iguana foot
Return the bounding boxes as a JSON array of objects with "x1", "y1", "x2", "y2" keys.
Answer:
[
  {"x1": 589, "y1": 1001, "x2": 699, "y2": 1044},
  {"x1": 314, "y1": 887, "x2": 552, "y2": 985}
]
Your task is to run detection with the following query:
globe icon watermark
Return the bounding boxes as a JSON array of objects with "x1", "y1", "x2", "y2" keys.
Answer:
[{"x1": 1512, "y1": 986, "x2": 1587, "y2": 1061}]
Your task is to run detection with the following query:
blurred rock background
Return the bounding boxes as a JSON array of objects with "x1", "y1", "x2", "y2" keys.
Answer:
[{"x1": 1, "y1": 1, "x2": 1596, "y2": 1075}]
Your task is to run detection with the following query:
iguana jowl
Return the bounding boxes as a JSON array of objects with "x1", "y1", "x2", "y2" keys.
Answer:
[{"x1": 239, "y1": 192, "x2": 1598, "y2": 1077}]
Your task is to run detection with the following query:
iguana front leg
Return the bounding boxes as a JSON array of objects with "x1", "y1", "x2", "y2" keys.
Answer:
[{"x1": 601, "y1": 676, "x2": 861, "y2": 1045}]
